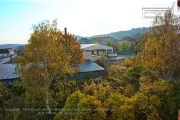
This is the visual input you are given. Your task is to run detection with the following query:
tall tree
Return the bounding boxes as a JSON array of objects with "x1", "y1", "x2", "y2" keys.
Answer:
[
  {"x1": 14, "y1": 19, "x2": 83, "y2": 114},
  {"x1": 138, "y1": 11, "x2": 180, "y2": 79}
]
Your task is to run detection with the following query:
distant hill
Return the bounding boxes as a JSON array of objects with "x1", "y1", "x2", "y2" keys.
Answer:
[
  {"x1": 75, "y1": 27, "x2": 150, "y2": 44},
  {"x1": 74, "y1": 27, "x2": 149, "y2": 41},
  {"x1": 90, "y1": 27, "x2": 149, "y2": 40}
]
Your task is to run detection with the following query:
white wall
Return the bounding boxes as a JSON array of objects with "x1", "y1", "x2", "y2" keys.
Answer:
[
  {"x1": 83, "y1": 51, "x2": 91, "y2": 60},
  {"x1": 83, "y1": 50, "x2": 101, "y2": 61}
]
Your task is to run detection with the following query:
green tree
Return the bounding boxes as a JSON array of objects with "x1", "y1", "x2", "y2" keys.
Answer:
[
  {"x1": 106, "y1": 41, "x2": 115, "y2": 47},
  {"x1": 54, "y1": 90, "x2": 85, "y2": 120},
  {"x1": 77, "y1": 95, "x2": 106, "y2": 120},
  {"x1": 54, "y1": 90, "x2": 106, "y2": 120},
  {"x1": 49, "y1": 80, "x2": 78, "y2": 108},
  {"x1": 116, "y1": 40, "x2": 132, "y2": 52},
  {"x1": 0, "y1": 82, "x2": 10, "y2": 119},
  {"x1": 125, "y1": 65, "x2": 146, "y2": 91},
  {"x1": 159, "y1": 80, "x2": 180, "y2": 119},
  {"x1": 105, "y1": 93, "x2": 135, "y2": 120}
]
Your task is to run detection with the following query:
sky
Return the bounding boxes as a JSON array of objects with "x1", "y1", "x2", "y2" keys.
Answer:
[{"x1": 0, "y1": 0, "x2": 179, "y2": 44}]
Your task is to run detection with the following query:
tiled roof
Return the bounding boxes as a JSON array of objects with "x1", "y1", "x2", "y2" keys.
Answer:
[
  {"x1": 76, "y1": 59, "x2": 105, "y2": 72},
  {"x1": 0, "y1": 64, "x2": 19, "y2": 79}
]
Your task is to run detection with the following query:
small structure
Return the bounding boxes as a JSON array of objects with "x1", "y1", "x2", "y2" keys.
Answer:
[
  {"x1": 0, "y1": 64, "x2": 19, "y2": 86},
  {"x1": 81, "y1": 44, "x2": 114, "y2": 61},
  {"x1": 72, "y1": 59, "x2": 105, "y2": 80}
]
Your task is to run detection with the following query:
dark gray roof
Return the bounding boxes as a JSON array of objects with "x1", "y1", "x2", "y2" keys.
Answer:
[
  {"x1": 77, "y1": 59, "x2": 105, "y2": 72},
  {"x1": 0, "y1": 60, "x2": 104, "y2": 80},
  {"x1": 0, "y1": 64, "x2": 19, "y2": 80},
  {"x1": 0, "y1": 49, "x2": 9, "y2": 54}
]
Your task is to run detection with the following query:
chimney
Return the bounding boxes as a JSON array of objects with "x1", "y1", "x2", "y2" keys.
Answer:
[
  {"x1": 64, "y1": 27, "x2": 67, "y2": 35},
  {"x1": 64, "y1": 27, "x2": 67, "y2": 52}
]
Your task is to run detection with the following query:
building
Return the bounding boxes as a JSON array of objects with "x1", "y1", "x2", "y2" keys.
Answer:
[
  {"x1": 0, "y1": 48, "x2": 14, "y2": 59},
  {"x1": 0, "y1": 64, "x2": 19, "y2": 86},
  {"x1": 0, "y1": 44, "x2": 110, "y2": 85},
  {"x1": 91, "y1": 36, "x2": 115, "y2": 45},
  {"x1": 72, "y1": 59, "x2": 105, "y2": 80},
  {"x1": 81, "y1": 44, "x2": 114, "y2": 61},
  {"x1": 0, "y1": 61, "x2": 105, "y2": 85}
]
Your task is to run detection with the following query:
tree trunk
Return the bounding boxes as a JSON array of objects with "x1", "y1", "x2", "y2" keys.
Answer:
[
  {"x1": 44, "y1": 54, "x2": 52, "y2": 115},
  {"x1": 170, "y1": 58, "x2": 178, "y2": 80},
  {"x1": 46, "y1": 84, "x2": 51, "y2": 114}
]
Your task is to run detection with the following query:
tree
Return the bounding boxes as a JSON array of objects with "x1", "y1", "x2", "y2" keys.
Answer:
[
  {"x1": 99, "y1": 52, "x2": 110, "y2": 74},
  {"x1": 125, "y1": 65, "x2": 146, "y2": 91},
  {"x1": 77, "y1": 95, "x2": 106, "y2": 120},
  {"x1": 107, "y1": 65, "x2": 136, "y2": 97},
  {"x1": 141, "y1": 11, "x2": 180, "y2": 79},
  {"x1": 54, "y1": 90, "x2": 85, "y2": 120},
  {"x1": 104, "y1": 93, "x2": 135, "y2": 120},
  {"x1": 116, "y1": 40, "x2": 132, "y2": 53},
  {"x1": 14, "y1": 19, "x2": 83, "y2": 115},
  {"x1": 49, "y1": 80, "x2": 78, "y2": 108},
  {"x1": 83, "y1": 78, "x2": 113, "y2": 102},
  {"x1": 54, "y1": 90, "x2": 106, "y2": 120},
  {"x1": 56, "y1": 29, "x2": 84, "y2": 67},
  {"x1": 134, "y1": 31, "x2": 151, "y2": 54},
  {"x1": 106, "y1": 41, "x2": 116, "y2": 47},
  {"x1": 159, "y1": 80, "x2": 180, "y2": 119},
  {"x1": 0, "y1": 82, "x2": 10, "y2": 116}
]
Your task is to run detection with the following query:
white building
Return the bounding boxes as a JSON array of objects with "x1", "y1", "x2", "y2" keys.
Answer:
[{"x1": 81, "y1": 44, "x2": 115, "y2": 61}]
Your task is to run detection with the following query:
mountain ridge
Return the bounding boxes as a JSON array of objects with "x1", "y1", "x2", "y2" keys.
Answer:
[{"x1": 75, "y1": 27, "x2": 150, "y2": 40}]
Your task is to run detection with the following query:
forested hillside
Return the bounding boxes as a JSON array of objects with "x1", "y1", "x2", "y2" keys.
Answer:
[
  {"x1": 75, "y1": 27, "x2": 149, "y2": 41},
  {"x1": 90, "y1": 27, "x2": 149, "y2": 40}
]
